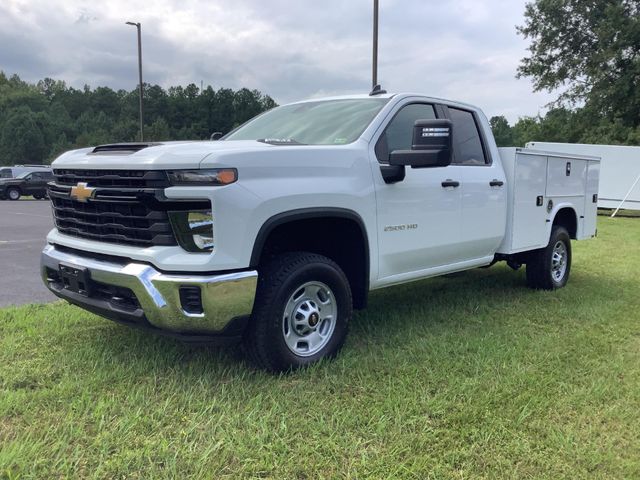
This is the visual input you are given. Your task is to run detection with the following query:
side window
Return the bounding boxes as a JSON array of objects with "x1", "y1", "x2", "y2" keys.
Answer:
[
  {"x1": 448, "y1": 107, "x2": 487, "y2": 165},
  {"x1": 32, "y1": 173, "x2": 42, "y2": 180},
  {"x1": 375, "y1": 103, "x2": 436, "y2": 163}
]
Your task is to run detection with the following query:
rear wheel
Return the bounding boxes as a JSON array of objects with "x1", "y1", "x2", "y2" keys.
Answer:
[
  {"x1": 7, "y1": 188, "x2": 20, "y2": 201},
  {"x1": 526, "y1": 226, "x2": 572, "y2": 290},
  {"x1": 244, "y1": 252, "x2": 352, "y2": 372}
]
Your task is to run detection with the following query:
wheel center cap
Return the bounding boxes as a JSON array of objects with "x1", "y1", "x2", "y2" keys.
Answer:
[{"x1": 308, "y1": 312, "x2": 320, "y2": 327}]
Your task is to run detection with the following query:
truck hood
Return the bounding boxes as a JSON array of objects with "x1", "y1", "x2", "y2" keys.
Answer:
[{"x1": 52, "y1": 140, "x2": 279, "y2": 170}]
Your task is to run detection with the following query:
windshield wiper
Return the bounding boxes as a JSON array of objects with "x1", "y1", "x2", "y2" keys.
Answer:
[{"x1": 257, "y1": 138, "x2": 307, "y2": 146}]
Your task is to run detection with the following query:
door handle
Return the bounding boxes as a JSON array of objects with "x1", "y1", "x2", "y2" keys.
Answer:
[
  {"x1": 441, "y1": 180, "x2": 460, "y2": 188},
  {"x1": 489, "y1": 179, "x2": 504, "y2": 187}
]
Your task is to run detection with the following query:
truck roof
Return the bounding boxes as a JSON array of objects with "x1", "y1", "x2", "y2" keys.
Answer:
[{"x1": 290, "y1": 92, "x2": 481, "y2": 112}]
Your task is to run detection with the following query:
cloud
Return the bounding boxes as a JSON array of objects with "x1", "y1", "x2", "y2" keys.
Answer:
[{"x1": 0, "y1": 0, "x2": 556, "y2": 122}]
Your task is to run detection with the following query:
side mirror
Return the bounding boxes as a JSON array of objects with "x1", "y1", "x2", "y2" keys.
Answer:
[
  {"x1": 210, "y1": 132, "x2": 224, "y2": 141},
  {"x1": 389, "y1": 119, "x2": 453, "y2": 168}
]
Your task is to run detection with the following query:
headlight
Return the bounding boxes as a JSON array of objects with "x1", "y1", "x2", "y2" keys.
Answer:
[
  {"x1": 168, "y1": 210, "x2": 214, "y2": 252},
  {"x1": 167, "y1": 169, "x2": 237, "y2": 186}
]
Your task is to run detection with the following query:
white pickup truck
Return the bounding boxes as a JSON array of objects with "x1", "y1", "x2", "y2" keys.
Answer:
[{"x1": 41, "y1": 92, "x2": 600, "y2": 371}]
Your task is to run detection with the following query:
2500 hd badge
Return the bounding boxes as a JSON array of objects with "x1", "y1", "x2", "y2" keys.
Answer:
[{"x1": 384, "y1": 224, "x2": 418, "y2": 232}]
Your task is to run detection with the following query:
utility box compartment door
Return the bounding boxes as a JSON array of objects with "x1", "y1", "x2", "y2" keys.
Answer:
[
  {"x1": 511, "y1": 153, "x2": 549, "y2": 251},
  {"x1": 546, "y1": 157, "x2": 586, "y2": 197},
  {"x1": 582, "y1": 160, "x2": 600, "y2": 238}
]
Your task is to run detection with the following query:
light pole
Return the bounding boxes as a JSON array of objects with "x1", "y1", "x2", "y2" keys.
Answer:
[
  {"x1": 126, "y1": 21, "x2": 144, "y2": 141},
  {"x1": 372, "y1": 0, "x2": 379, "y2": 89}
]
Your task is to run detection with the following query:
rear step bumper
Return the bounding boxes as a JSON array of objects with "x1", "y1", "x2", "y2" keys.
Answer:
[{"x1": 41, "y1": 244, "x2": 258, "y2": 343}]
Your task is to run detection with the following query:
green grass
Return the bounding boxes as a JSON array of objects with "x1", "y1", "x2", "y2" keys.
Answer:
[{"x1": 1, "y1": 217, "x2": 639, "y2": 479}]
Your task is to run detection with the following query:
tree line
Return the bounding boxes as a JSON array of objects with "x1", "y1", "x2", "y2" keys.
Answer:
[
  {"x1": 490, "y1": 106, "x2": 640, "y2": 149},
  {"x1": 0, "y1": 72, "x2": 277, "y2": 166}
]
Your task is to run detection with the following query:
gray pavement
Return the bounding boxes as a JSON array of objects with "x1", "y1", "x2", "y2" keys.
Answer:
[{"x1": 0, "y1": 200, "x2": 56, "y2": 307}]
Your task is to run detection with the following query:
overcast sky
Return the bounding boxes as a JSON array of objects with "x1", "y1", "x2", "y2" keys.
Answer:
[{"x1": 0, "y1": 0, "x2": 556, "y2": 122}]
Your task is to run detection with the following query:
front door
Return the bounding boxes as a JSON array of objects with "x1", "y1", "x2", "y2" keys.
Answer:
[
  {"x1": 22, "y1": 173, "x2": 37, "y2": 195},
  {"x1": 24, "y1": 172, "x2": 47, "y2": 196},
  {"x1": 372, "y1": 101, "x2": 463, "y2": 281}
]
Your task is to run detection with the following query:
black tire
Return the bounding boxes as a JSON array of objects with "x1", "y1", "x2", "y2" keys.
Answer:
[
  {"x1": 7, "y1": 187, "x2": 20, "y2": 201},
  {"x1": 244, "y1": 252, "x2": 352, "y2": 372},
  {"x1": 526, "y1": 226, "x2": 572, "y2": 290},
  {"x1": 33, "y1": 194, "x2": 43, "y2": 200}
]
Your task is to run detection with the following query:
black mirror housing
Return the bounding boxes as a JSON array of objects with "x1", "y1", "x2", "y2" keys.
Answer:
[
  {"x1": 389, "y1": 119, "x2": 453, "y2": 168},
  {"x1": 380, "y1": 164, "x2": 405, "y2": 184}
]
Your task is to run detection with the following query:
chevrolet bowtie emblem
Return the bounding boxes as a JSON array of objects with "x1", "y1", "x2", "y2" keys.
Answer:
[{"x1": 70, "y1": 182, "x2": 96, "y2": 202}]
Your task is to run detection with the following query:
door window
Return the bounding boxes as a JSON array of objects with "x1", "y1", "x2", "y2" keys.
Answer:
[
  {"x1": 375, "y1": 103, "x2": 436, "y2": 163},
  {"x1": 448, "y1": 107, "x2": 487, "y2": 165}
]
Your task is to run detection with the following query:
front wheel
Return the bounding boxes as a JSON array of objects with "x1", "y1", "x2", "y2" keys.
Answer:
[
  {"x1": 7, "y1": 187, "x2": 20, "y2": 201},
  {"x1": 244, "y1": 252, "x2": 352, "y2": 372},
  {"x1": 526, "y1": 226, "x2": 572, "y2": 290}
]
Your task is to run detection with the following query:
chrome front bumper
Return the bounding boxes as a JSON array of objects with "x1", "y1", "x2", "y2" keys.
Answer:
[{"x1": 41, "y1": 244, "x2": 258, "y2": 338}]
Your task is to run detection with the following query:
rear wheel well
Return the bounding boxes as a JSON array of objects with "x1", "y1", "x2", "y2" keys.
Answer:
[
  {"x1": 552, "y1": 208, "x2": 577, "y2": 239},
  {"x1": 251, "y1": 213, "x2": 369, "y2": 309}
]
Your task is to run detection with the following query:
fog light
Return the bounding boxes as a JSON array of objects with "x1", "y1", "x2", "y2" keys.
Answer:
[
  {"x1": 180, "y1": 286, "x2": 203, "y2": 314},
  {"x1": 169, "y1": 210, "x2": 214, "y2": 252}
]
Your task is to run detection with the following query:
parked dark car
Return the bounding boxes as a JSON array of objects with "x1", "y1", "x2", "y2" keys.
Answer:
[
  {"x1": 0, "y1": 165, "x2": 51, "y2": 179},
  {"x1": 0, "y1": 170, "x2": 54, "y2": 200}
]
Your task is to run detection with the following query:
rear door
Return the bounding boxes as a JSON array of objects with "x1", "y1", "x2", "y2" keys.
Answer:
[
  {"x1": 444, "y1": 106, "x2": 507, "y2": 261},
  {"x1": 372, "y1": 101, "x2": 463, "y2": 280},
  {"x1": 39, "y1": 171, "x2": 54, "y2": 194}
]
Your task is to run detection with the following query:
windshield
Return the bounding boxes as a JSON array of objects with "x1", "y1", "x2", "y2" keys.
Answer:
[
  {"x1": 225, "y1": 98, "x2": 389, "y2": 145},
  {"x1": 16, "y1": 171, "x2": 32, "y2": 179}
]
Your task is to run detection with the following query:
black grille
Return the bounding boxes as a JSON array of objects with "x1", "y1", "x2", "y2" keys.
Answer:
[
  {"x1": 53, "y1": 169, "x2": 170, "y2": 188},
  {"x1": 49, "y1": 169, "x2": 208, "y2": 248}
]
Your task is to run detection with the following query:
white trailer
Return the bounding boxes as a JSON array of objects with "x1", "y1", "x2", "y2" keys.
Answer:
[{"x1": 526, "y1": 142, "x2": 640, "y2": 214}]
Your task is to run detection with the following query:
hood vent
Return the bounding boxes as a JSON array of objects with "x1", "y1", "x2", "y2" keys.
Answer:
[{"x1": 90, "y1": 143, "x2": 163, "y2": 155}]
